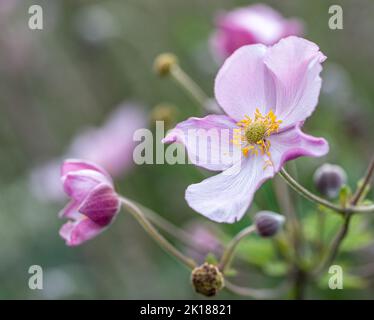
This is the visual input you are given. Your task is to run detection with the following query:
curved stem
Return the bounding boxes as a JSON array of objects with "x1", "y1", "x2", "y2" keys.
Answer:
[
  {"x1": 121, "y1": 197, "x2": 197, "y2": 270},
  {"x1": 351, "y1": 156, "x2": 374, "y2": 205},
  {"x1": 313, "y1": 157, "x2": 374, "y2": 275},
  {"x1": 279, "y1": 168, "x2": 344, "y2": 213},
  {"x1": 218, "y1": 225, "x2": 256, "y2": 272},
  {"x1": 279, "y1": 167, "x2": 374, "y2": 214},
  {"x1": 130, "y1": 199, "x2": 198, "y2": 248},
  {"x1": 170, "y1": 65, "x2": 209, "y2": 108},
  {"x1": 225, "y1": 280, "x2": 288, "y2": 299},
  {"x1": 314, "y1": 213, "x2": 352, "y2": 276}
]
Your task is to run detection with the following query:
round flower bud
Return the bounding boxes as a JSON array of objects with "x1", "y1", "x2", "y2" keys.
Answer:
[
  {"x1": 191, "y1": 263, "x2": 224, "y2": 297},
  {"x1": 150, "y1": 103, "x2": 177, "y2": 130},
  {"x1": 254, "y1": 211, "x2": 285, "y2": 238},
  {"x1": 153, "y1": 53, "x2": 178, "y2": 76},
  {"x1": 313, "y1": 163, "x2": 347, "y2": 199}
]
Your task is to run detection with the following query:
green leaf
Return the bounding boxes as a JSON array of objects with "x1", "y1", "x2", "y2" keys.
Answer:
[
  {"x1": 339, "y1": 185, "x2": 352, "y2": 207},
  {"x1": 236, "y1": 237, "x2": 275, "y2": 267},
  {"x1": 263, "y1": 261, "x2": 288, "y2": 276},
  {"x1": 223, "y1": 268, "x2": 238, "y2": 277},
  {"x1": 204, "y1": 252, "x2": 218, "y2": 265}
]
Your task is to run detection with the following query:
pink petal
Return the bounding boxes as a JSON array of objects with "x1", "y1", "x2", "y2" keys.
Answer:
[
  {"x1": 59, "y1": 218, "x2": 104, "y2": 247},
  {"x1": 79, "y1": 183, "x2": 120, "y2": 226},
  {"x1": 61, "y1": 159, "x2": 112, "y2": 181},
  {"x1": 59, "y1": 199, "x2": 80, "y2": 219},
  {"x1": 62, "y1": 169, "x2": 111, "y2": 202},
  {"x1": 67, "y1": 104, "x2": 146, "y2": 177},
  {"x1": 185, "y1": 157, "x2": 274, "y2": 223},
  {"x1": 264, "y1": 36, "x2": 326, "y2": 127},
  {"x1": 210, "y1": 4, "x2": 303, "y2": 61},
  {"x1": 215, "y1": 44, "x2": 275, "y2": 121},
  {"x1": 268, "y1": 124, "x2": 329, "y2": 172},
  {"x1": 163, "y1": 115, "x2": 241, "y2": 171}
]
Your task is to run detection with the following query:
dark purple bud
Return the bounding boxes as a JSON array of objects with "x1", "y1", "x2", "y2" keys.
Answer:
[
  {"x1": 254, "y1": 211, "x2": 285, "y2": 237},
  {"x1": 313, "y1": 164, "x2": 347, "y2": 199}
]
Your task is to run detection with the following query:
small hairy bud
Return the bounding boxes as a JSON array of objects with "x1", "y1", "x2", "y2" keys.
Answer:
[
  {"x1": 254, "y1": 211, "x2": 285, "y2": 237},
  {"x1": 191, "y1": 263, "x2": 224, "y2": 297},
  {"x1": 313, "y1": 163, "x2": 347, "y2": 198},
  {"x1": 153, "y1": 53, "x2": 178, "y2": 76}
]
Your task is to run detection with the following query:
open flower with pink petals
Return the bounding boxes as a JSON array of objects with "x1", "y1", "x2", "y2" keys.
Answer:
[
  {"x1": 59, "y1": 159, "x2": 120, "y2": 246},
  {"x1": 211, "y1": 4, "x2": 303, "y2": 61},
  {"x1": 164, "y1": 36, "x2": 329, "y2": 223}
]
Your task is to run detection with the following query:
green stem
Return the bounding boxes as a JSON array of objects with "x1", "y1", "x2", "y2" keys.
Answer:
[
  {"x1": 121, "y1": 197, "x2": 197, "y2": 270},
  {"x1": 279, "y1": 168, "x2": 374, "y2": 214},
  {"x1": 313, "y1": 157, "x2": 374, "y2": 275},
  {"x1": 225, "y1": 279, "x2": 288, "y2": 299},
  {"x1": 170, "y1": 65, "x2": 209, "y2": 108},
  {"x1": 279, "y1": 168, "x2": 343, "y2": 213},
  {"x1": 218, "y1": 225, "x2": 256, "y2": 272},
  {"x1": 130, "y1": 200, "x2": 197, "y2": 247},
  {"x1": 351, "y1": 156, "x2": 374, "y2": 205}
]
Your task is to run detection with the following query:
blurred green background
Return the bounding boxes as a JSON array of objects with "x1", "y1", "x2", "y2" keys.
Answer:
[{"x1": 0, "y1": 0, "x2": 373, "y2": 299}]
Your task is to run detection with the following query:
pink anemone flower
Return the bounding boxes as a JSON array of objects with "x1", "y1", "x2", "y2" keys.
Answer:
[
  {"x1": 163, "y1": 37, "x2": 329, "y2": 223},
  {"x1": 211, "y1": 4, "x2": 303, "y2": 61},
  {"x1": 59, "y1": 159, "x2": 120, "y2": 246}
]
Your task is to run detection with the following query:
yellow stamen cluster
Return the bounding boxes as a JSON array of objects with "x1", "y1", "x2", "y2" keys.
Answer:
[{"x1": 232, "y1": 109, "x2": 282, "y2": 165}]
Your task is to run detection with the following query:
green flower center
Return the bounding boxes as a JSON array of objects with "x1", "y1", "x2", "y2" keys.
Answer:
[{"x1": 245, "y1": 122, "x2": 267, "y2": 144}]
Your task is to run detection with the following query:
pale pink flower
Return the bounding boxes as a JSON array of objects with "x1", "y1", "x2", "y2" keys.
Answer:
[
  {"x1": 59, "y1": 159, "x2": 120, "y2": 246},
  {"x1": 164, "y1": 37, "x2": 329, "y2": 223},
  {"x1": 211, "y1": 4, "x2": 303, "y2": 61},
  {"x1": 68, "y1": 103, "x2": 146, "y2": 177},
  {"x1": 29, "y1": 104, "x2": 145, "y2": 202}
]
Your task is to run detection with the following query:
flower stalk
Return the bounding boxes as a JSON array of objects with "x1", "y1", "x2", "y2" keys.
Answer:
[
  {"x1": 169, "y1": 64, "x2": 209, "y2": 109},
  {"x1": 279, "y1": 167, "x2": 374, "y2": 214},
  {"x1": 218, "y1": 225, "x2": 256, "y2": 272},
  {"x1": 314, "y1": 156, "x2": 374, "y2": 275},
  {"x1": 121, "y1": 197, "x2": 197, "y2": 270}
]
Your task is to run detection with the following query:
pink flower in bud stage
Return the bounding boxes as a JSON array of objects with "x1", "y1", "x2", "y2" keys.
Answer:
[{"x1": 59, "y1": 159, "x2": 120, "y2": 246}]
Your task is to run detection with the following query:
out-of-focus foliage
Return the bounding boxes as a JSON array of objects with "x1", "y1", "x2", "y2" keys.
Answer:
[{"x1": 0, "y1": 0, "x2": 373, "y2": 299}]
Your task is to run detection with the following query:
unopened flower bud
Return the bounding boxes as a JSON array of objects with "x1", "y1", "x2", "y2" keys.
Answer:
[
  {"x1": 254, "y1": 211, "x2": 285, "y2": 237},
  {"x1": 313, "y1": 163, "x2": 347, "y2": 199},
  {"x1": 191, "y1": 263, "x2": 224, "y2": 297},
  {"x1": 153, "y1": 53, "x2": 178, "y2": 76},
  {"x1": 150, "y1": 103, "x2": 177, "y2": 130}
]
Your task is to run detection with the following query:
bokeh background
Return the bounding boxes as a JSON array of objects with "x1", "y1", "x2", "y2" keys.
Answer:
[{"x1": 0, "y1": 0, "x2": 373, "y2": 299}]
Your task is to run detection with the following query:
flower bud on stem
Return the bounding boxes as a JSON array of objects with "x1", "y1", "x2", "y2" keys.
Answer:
[
  {"x1": 314, "y1": 156, "x2": 374, "y2": 275},
  {"x1": 154, "y1": 53, "x2": 210, "y2": 110},
  {"x1": 279, "y1": 167, "x2": 374, "y2": 214}
]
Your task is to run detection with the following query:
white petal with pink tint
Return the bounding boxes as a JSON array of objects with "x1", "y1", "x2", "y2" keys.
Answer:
[
  {"x1": 215, "y1": 44, "x2": 275, "y2": 120},
  {"x1": 185, "y1": 156, "x2": 274, "y2": 223},
  {"x1": 61, "y1": 159, "x2": 111, "y2": 181},
  {"x1": 264, "y1": 36, "x2": 326, "y2": 127},
  {"x1": 163, "y1": 114, "x2": 239, "y2": 171},
  {"x1": 62, "y1": 169, "x2": 110, "y2": 202},
  {"x1": 268, "y1": 124, "x2": 329, "y2": 172}
]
